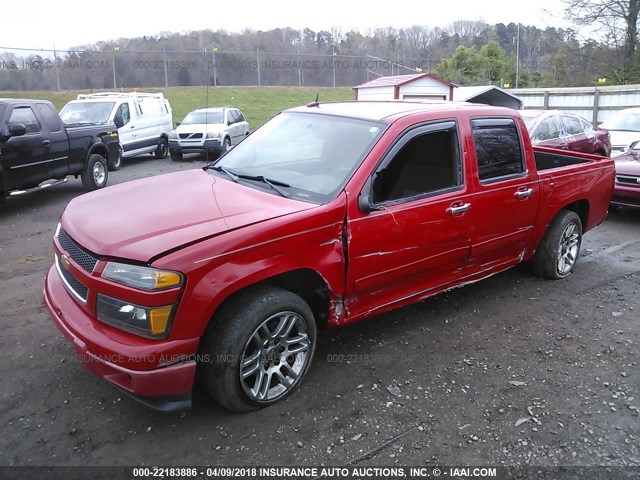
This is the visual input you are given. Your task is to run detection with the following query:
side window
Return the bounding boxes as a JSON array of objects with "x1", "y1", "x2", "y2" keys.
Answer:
[
  {"x1": 8, "y1": 106, "x2": 42, "y2": 134},
  {"x1": 114, "y1": 103, "x2": 130, "y2": 127},
  {"x1": 372, "y1": 126, "x2": 460, "y2": 203},
  {"x1": 36, "y1": 103, "x2": 62, "y2": 132},
  {"x1": 472, "y1": 118, "x2": 524, "y2": 182},
  {"x1": 562, "y1": 116, "x2": 584, "y2": 135},
  {"x1": 533, "y1": 117, "x2": 561, "y2": 141},
  {"x1": 579, "y1": 118, "x2": 593, "y2": 132},
  {"x1": 236, "y1": 110, "x2": 246, "y2": 123},
  {"x1": 229, "y1": 110, "x2": 239, "y2": 124}
]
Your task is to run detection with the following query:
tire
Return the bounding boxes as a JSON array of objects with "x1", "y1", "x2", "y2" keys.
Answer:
[
  {"x1": 199, "y1": 286, "x2": 317, "y2": 412},
  {"x1": 170, "y1": 151, "x2": 183, "y2": 162},
  {"x1": 223, "y1": 137, "x2": 231, "y2": 152},
  {"x1": 81, "y1": 154, "x2": 108, "y2": 191},
  {"x1": 155, "y1": 138, "x2": 168, "y2": 159},
  {"x1": 107, "y1": 146, "x2": 122, "y2": 171},
  {"x1": 532, "y1": 210, "x2": 582, "y2": 279}
]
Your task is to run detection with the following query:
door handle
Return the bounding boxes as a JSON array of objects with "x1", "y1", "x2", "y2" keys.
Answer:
[
  {"x1": 42, "y1": 140, "x2": 51, "y2": 146},
  {"x1": 130, "y1": 125, "x2": 135, "y2": 129},
  {"x1": 514, "y1": 188, "x2": 533, "y2": 199},
  {"x1": 446, "y1": 202, "x2": 471, "y2": 215}
]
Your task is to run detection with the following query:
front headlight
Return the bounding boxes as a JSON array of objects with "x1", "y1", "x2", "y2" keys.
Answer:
[
  {"x1": 96, "y1": 294, "x2": 175, "y2": 339},
  {"x1": 168, "y1": 130, "x2": 178, "y2": 139},
  {"x1": 206, "y1": 132, "x2": 220, "y2": 139},
  {"x1": 102, "y1": 262, "x2": 183, "y2": 290}
]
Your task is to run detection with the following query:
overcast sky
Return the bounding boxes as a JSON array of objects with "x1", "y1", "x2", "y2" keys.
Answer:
[{"x1": 2, "y1": 0, "x2": 568, "y2": 52}]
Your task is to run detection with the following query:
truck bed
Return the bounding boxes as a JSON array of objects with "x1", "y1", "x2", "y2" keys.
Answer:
[{"x1": 534, "y1": 149, "x2": 593, "y2": 171}]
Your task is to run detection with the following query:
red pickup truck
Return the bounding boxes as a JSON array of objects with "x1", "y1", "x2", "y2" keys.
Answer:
[{"x1": 44, "y1": 101, "x2": 614, "y2": 412}]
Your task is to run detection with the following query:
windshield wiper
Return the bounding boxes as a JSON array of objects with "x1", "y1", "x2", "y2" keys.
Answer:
[
  {"x1": 210, "y1": 165, "x2": 239, "y2": 183},
  {"x1": 208, "y1": 166, "x2": 291, "y2": 197},
  {"x1": 235, "y1": 174, "x2": 291, "y2": 198}
]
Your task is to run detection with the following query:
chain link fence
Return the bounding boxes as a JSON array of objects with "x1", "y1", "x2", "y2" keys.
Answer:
[{"x1": 0, "y1": 47, "x2": 437, "y2": 91}]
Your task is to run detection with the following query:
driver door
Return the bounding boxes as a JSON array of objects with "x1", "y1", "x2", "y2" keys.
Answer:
[{"x1": 345, "y1": 121, "x2": 472, "y2": 318}]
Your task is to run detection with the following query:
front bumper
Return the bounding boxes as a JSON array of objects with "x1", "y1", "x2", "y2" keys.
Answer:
[
  {"x1": 169, "y1": 139, "x2": 222, "y2": 155},
  {"x1": 44, "y1": 264, "x2": 198, "y2": 411}
]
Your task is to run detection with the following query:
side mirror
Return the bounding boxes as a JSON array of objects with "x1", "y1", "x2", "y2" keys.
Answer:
[
  {"x1": 8, "y1": 123, "x2": 27, "y2": 137},
  {"x1": 358, "y1": 177, "x2": 376, "y2": 213},
  {"x1": 175, "y1": 121, "x2": 181, "y2": 127}
]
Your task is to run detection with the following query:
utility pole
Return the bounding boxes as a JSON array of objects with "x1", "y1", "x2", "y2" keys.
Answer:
[
  {"x1": 515, "y1": 23, "x2": 520, "y2": 89},
  {"x1": 112, "y1": 46, "x2": 119, "y2": 89},
  {"x1": 212, "y1": 47, "x2": 218, "y2": 87},
  {"x1": 163, "y1": 48, "x2": 168, "y2": 87},
  {"x1": 53, "y1": 43, "x2": 61, "y2": 91},
  {"x1": 332, "y1": 46, "x2": 336, "y2": 88},
  {"x1": 256, "y1": 48, "x2": 261, "y2": 86}
]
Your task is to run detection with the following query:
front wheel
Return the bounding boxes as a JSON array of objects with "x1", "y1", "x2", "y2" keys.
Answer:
[
  {"x1": 107, "y1": 146, "x2": 122, "y2": 171},
  {"x1": 81, "y1": 154, "x2": 108, "y2": 191},
  {"x1": 199, "y1": 286, "x2": 316, "y2": 411},
  {"x1": 170, "y1": 151, "x2": 183, "y2": 162},
  {"x1": 155, "y1": 138, "x2": 168, "y2": 159},
  {"x1": 532, "y1": 210, "x2": 582, "y2": 279}
]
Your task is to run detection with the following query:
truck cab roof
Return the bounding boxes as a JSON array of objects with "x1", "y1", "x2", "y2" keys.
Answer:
[{"x1": 285, "y1": 100, "x2": 512, "y2": 123}]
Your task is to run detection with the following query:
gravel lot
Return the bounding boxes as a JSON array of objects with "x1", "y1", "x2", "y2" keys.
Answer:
[{"x1": 0, "y1": 155, "x2": 638, "y2": 470}]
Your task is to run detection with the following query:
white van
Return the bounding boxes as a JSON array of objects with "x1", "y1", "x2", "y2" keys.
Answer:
[{"x1": 60, "y1": 92, "x2": 173, "y2": 170}]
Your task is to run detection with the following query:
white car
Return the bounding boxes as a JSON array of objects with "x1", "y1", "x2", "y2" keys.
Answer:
[
  {"x1": 599, "y1": 107, "x2": 640, "y2": 157},
  {"x1": 168, "y1": 106, "x2": 249, "y2": 161},
  {"x1": 60, "y1": 92, "x2": 173, "y2": 170}
]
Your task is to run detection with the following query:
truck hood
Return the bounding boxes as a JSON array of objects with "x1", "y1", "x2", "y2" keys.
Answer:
[
  {"x1": 614, "y1": 155, "x2": 640, "y2": 175},
  {"x1": 61, "y1": 169, "x2": 314, "y2": 262},
  {"x1": 176, "y1": 123, "x2": 224, "y2": 135}
]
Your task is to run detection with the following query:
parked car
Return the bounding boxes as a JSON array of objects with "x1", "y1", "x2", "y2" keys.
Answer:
[
  {"x1": 0, "y1": 98, "x2": 119, "y2": 201},
  {"x1": 45, "y1": 101, "x2": 614, "y2": 412},
  {"x1": 599, "y1": 107, "x2": 640, "y2": 156},
  {"x1": 168, "y1": 106, "x2": 249, "y2": 161},
  {"x1": 60, "y1": 92, "x2": 172, "y2": 170},
  {"x1": 519, "y1": 110, "x2": 611, "y2": 156},
  {"x1": 611, "y1": 142, "x2": 640, "y2": 208}
]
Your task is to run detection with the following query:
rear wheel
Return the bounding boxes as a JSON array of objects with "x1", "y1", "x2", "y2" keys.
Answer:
[
  {"x1": 81, "y1": 154, "x2": 108, "y2": 191},
  {"x1": 155, "y1": 138, "x2": 168, "y2": 159},
  {"x1": 532, "y1": 210, "x2": 582, "y2": 279},
  {"x1": 199, "y1": 286, "x2": 316, "y2": 411}
]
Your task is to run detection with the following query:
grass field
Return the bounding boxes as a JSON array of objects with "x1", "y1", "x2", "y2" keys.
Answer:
[{"x1": 0, "y1": 86, "x2": 354, "y2": 128}]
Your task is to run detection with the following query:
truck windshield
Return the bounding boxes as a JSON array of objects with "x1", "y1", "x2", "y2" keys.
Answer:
[
  {"x1": 209, "y1": 112, "x2": 385, "y2": 203},
  {"x1": 60, "y1": 102, "x2": 115, "y2": 125},
  {"x1": 182, "y1": 110, "x2": 223, "y2": 125}
]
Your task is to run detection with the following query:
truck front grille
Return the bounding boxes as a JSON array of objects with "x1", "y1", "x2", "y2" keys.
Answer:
[
  {"x1": 57, "y1": 229, "x2": 99, "y2": 273},
  {"x1": 55, "y1": 255, "x2": 88, "y2": 303},
  {"x1": 179, "y1": 133, "x2": 203, "y2": 139},
  {"x1": 616, "y1": 174, "x2": 640, "y2": 187}
]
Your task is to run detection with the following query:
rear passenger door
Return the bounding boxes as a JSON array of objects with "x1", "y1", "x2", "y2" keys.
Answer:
[
  {"x1": 468, "y1": 117, "x2": 539, "y2": 268},
  {"x1": 561, "y1": 115, "x2": 590, "y2": 152},
  {"x1": 346, "y1": 121, "x2": 473, "y2": 317},
  {"x1": 35, "y1": 102, "x2": 69, "y2": 178}
]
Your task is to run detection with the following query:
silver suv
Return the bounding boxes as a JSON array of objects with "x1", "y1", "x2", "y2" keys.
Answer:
[{"x1": 168, "y1": 106, "x2": 249, "y2": 161}]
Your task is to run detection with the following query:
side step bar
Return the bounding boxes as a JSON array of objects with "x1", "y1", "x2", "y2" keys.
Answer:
[{"x1": 9, "y1": 178, "x2": 68, "y2": 196}]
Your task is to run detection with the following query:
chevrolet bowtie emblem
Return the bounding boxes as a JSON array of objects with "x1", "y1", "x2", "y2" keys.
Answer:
[{"x1": 60, "y1": 253, "x2": 71, "y2": 271}]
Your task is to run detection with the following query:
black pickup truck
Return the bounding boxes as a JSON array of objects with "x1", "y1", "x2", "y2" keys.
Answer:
[{"x1": 0, "y1": 98, "x2": 120, "y2": 201}]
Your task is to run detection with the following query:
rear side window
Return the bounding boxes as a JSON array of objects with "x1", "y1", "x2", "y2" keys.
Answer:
[
  {"x1": 36, "y1": 103, "x2": 62, "y2": 132},
  {"x1": 236, "y1": 110, "x2": 246, "y2": 122},
  {"x1": 562, "y1": 116, "x2": 584, "y2": 135},
  {"x1": 9, "y1": 106, "x2": 42, "y2": 134},
  {"x1": 471, "y1": 118, "x2": 524, "y2": 181}
]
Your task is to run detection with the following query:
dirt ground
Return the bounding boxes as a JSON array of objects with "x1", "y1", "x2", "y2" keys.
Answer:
[{"x1": 0, "y1": 155, "x2": 639, "y2": 472}]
